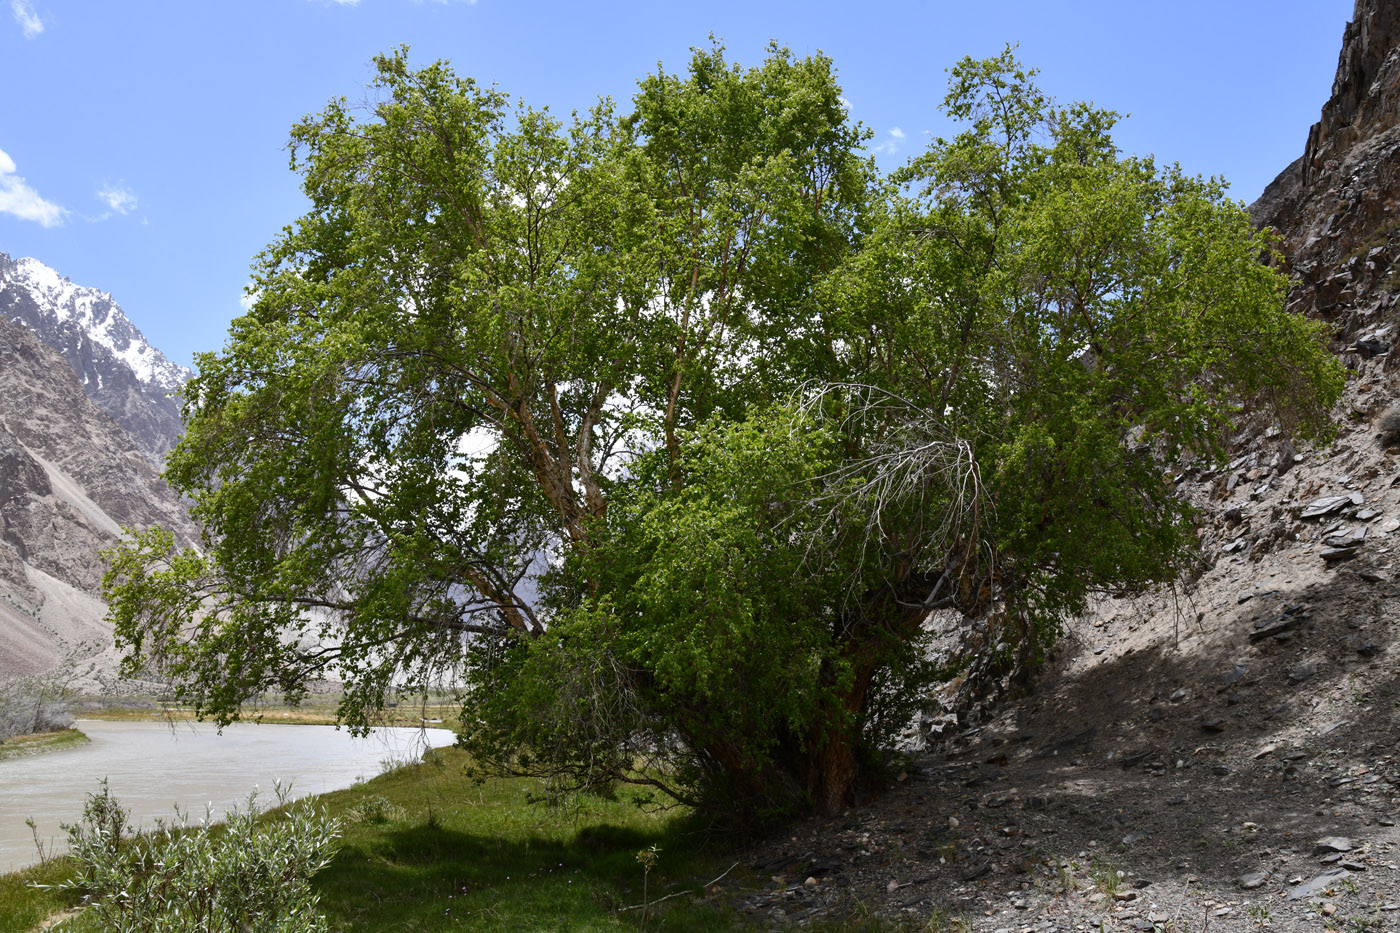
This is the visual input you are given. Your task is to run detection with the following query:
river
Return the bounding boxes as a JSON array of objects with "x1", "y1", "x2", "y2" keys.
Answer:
[{"x1": 0, "y1": 718, "x2": 456, "y2": 872}]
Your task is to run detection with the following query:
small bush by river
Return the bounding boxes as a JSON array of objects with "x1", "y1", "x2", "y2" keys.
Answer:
[
  {"x1": 46, "y1": 780, "x2": 339, "y2": 932},
  {"x1": 0, "y1": 663, "x2": 80, "y2": 744}
]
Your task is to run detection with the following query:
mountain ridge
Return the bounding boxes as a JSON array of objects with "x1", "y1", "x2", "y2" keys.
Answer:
[
  {"x1": 1251, "y1": 0, "x2": 1400, "y2": 353},
  {"x1": 0, "y1": 279, "x2": 196, "y2": 682},
  {"x1": 0, "y1": 252, "x2": 191, "y2": 465}
]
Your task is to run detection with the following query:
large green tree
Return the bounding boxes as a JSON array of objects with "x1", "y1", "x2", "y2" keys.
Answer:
[
  {"x1": 811, "y1": 50, "x2": 1343, "y2": 701},
  {"x1": 106, "y1": 41, "x2": 868, "y2": 744},
  {"x1": 107, "y1": 47, "x2": 1341, "y2": 825}
]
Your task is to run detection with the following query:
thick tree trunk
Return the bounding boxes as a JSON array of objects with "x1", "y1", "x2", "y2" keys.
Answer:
[
  {"x1": 810, "y1": 732, "x2": 860, "y2": 815},
  {"x1": 802, "y1": 588, "x2": 945, "y2": 816},
  {"x1": 804, "y1": 650, "x2": 883, "y2": 816}
]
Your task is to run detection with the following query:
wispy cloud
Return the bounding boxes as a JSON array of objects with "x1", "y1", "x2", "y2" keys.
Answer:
[
  {"x1": 0, "y1": 147, "x2": 65, "y2": 227},
  {"x1": 872, "y1": 126, "x2": 906, "y2": 156},
  {"x1": 96, "y1": 183, "x2": 137, "y2": 215},
  {"x1": 10, "y1": 0, "x2": 42, "y2": 38}
]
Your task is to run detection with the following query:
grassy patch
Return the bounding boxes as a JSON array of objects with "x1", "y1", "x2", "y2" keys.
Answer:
[
  {"x1": 311, "y1": 749, "x2": 740, "y2": 931},
  {"x1": 0, "y1": 729, "x2": 89, "y2": 761},
  {"x1": 1089, "y1": 854, "x2": 1123, "y2": 898},
  {"x1": 0, "y1": 859, "x2": 79, "y2": 933}
]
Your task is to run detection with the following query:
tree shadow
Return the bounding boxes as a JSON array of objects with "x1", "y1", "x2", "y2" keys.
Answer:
[
  {"x1": 314, "y1": 817, "x2": 734, "y2": 931},
  {"x1": 745, "y1": 557, "x2": 1400, "y2": 926}
]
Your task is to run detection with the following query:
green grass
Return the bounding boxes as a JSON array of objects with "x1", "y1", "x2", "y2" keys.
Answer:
[
  {"x1": 0, "y1": 729, "x2": 89, "y2": 761},
  {"x1": 0, "y1": 859, "x2": 77, "y2": 933},
  {"x1": 0, "y1": 748, "x2": 747, "y2": 932},
  {"x1": 1088, "y1": 854, "x2": 1122, "y2": 898},
  {"x1": 311, "y1": 750, "x2": 741, "y2": 931}
]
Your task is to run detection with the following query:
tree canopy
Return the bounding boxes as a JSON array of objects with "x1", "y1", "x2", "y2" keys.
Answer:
[{"x1": 106, "y1": 44, "x2": 1342, "y2": 826}]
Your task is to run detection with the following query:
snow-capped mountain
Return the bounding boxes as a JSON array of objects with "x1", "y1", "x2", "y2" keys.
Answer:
[{"x1": 0, "y1": 253, "x2": 191, "y2": 463}]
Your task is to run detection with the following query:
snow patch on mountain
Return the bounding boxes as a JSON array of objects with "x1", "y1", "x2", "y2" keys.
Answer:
[
  {"x1": 0, "y1": 252, "x2": 192, "y2": 463},
  {"x1": 1, "y1": 255, "x2": 190, "y2": 390}
]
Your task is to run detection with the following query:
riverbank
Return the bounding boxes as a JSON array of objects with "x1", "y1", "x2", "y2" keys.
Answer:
[
  {"x1": 0, "y1": 730, "x2": 88, "y2": 762},
  {"x1": 1, "y1": 747, "x2": 745, "y2": 932},
  {"x1": 77, "y1": 698, "x2": 459, "y2": 730},
  {"x1": 0, "y1": 719, "x2": 455, "y2": 876}
]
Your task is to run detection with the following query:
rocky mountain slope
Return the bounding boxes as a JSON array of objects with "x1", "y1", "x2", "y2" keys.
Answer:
[
  {"x1": 1252, "y1": 0, "x2": 1400, "y2": 355},
  {"x1": 724, "y1": 2, "x2": 1400, "y2": 930},
  {"x1": 0, "y1": 253, "x2": 191, "y2": 465},
  {"x1": 0, "y1": 311, "x2": 195, "y2": 682}
]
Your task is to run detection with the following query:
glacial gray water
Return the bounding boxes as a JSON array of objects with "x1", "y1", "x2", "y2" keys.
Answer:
[{"x1": 0, "y1": 719, "x2": 456, "y2": 871}]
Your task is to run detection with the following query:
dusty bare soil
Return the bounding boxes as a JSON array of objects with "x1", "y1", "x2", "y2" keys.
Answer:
[{"x1": 726, "y1": 366, "x2": 1400, "y2": 931}]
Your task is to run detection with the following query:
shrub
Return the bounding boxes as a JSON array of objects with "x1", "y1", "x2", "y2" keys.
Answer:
[
  {"x1": 344, "y1": 793, "x2": 405, "y2": 825},
  {"x1": 47, "y1": 780, "x2": 341, "y2": 932},
  {"x1": 0, "y1": 650, "x2": 88, "y2": 740}
]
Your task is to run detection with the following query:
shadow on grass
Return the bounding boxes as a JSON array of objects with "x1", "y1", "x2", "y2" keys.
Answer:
[{"x1": 315, "y1": 815, "x2": 740, "y2": 932}]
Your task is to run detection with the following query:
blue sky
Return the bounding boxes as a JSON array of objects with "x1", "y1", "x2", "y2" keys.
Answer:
[{"x1": 0, "y1": 0, "x2": 1355, "y2": 368}]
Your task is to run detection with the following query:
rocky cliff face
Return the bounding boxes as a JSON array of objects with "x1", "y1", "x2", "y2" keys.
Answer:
[
  {"x1": 0, "y1": 253, "x2": 191, "y2": 465},
  {"x1": 0, "y1": 314, "x2": 196, "y2": 679},
  {"x1": 1251, "y1": 0, "x2": 1400, "y2": 353}
]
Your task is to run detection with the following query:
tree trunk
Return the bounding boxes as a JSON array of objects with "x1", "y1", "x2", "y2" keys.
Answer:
[
  {"x1": 810, "y1": 732, "x2": 859, "y2": 815},
  {"x1": 803, "y1": 591, "x2": 938, "y2": 816},
  {"x1": 804, "y1": 654, "x2": 881, "y2": 816}
]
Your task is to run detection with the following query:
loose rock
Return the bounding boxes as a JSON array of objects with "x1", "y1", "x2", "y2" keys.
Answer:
[
  {"x1": 1313, "y1": 837, "x2": 1355, "y2": 855},
  {"x1": 1237, "y1": 871, "x2": 1268, "y2": 889},
  {"x1": 1286, "y1": 869, "x2": 1353, "y2": 901}
]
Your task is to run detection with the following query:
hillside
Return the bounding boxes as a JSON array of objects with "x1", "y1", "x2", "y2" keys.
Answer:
[{"x1": 0, "y1": 312, "x2": 195, "y2": 682}]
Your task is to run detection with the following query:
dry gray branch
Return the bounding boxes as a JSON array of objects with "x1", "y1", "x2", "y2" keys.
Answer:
[{"x1": 792, "y1": 381, "x2": 991, "y2": 594}]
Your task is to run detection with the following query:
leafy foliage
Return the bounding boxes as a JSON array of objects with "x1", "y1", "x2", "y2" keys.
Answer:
[
  {"x1": 108, "y1": 42, "x2": 867, "y2": 733},
  {"x1": 0, "y1": 648, "x2": 87, "y2": 741},
  {"x1": 465, "y1": 411, "x2": 934, "y2": 820},
  {"x1": 106, "y1": 45, "x2": 1342, "y2": 825},
  {"x1": 815, "y1": 48, "x2": 1342, "y2": 693},
  {"x1": 47, "y1": 781, "x2": 340, "y2": 932}
]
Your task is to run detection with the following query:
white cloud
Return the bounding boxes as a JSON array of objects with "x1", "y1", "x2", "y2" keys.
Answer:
[
  {"x1": 10, "y1": 0, "x2": 42, "y2": 38},
  {"x1": 96, "y1": 183, "x2": 137, "y2": 215},
  {"x1": 872, "y1": 126, "x2": 906, "y2": 157},
  {"x1": 239, "y1": 288, "x2": 260, "y2": 312},
  {"x1": 0, "y1": 147, "x2": 65, "y2": 227}
]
